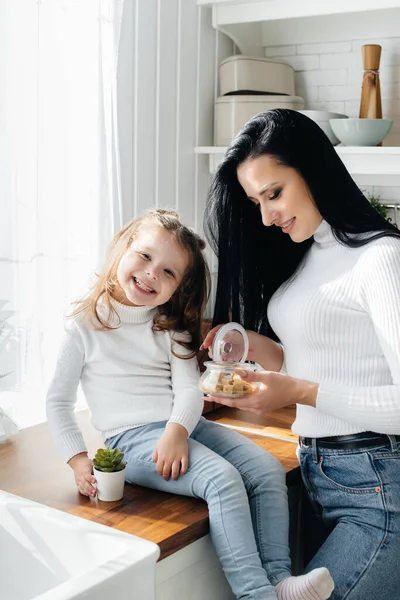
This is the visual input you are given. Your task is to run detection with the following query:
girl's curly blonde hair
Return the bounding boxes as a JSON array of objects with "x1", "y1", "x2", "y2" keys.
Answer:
[{"x1": 69, "y1": 209, "x2": 210, "y2": 358}]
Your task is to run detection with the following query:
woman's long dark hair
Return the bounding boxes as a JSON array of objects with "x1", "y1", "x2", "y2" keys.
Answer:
[{"x1": 204, "y1": 109, "x2": 400, "y2": 340}]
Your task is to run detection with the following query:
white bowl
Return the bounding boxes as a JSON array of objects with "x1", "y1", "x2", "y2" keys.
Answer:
[
  {"x1": 298, "y1": 110, "x2": 348, "y2": 145},
  {"x1": 329, "y1": 118, "x2": 393, "y2": 146}
]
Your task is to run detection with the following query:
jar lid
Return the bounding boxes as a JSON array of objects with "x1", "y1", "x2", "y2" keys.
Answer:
[{"x1": 212, "y1": 322, "x2": 249, "y2": 364}]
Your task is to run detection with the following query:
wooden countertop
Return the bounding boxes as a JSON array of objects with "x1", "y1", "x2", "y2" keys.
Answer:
[{"x1": 0, "y1": 406, "x2": 297, "y2": 560}]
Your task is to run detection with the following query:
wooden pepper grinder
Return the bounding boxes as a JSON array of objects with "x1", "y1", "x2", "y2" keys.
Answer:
[{"x1": 359, "y1": 44, "x2": 382, "y2": 119}]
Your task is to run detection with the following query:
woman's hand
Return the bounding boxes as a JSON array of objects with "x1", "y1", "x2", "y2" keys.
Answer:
[
  {"x1": 201, "y1": 324, "x2": 259, "y2": 361},
  {"x1": 204, "y1": 369, "x2": 319, "y2": 416},
  {"x1": 200, "y1": 324, "x2": 224, "y2": 358},
  {"x1": 152, "y1": 423, "x2": 189, "y2": 480},
  {"x1": 200, "y1": 324, "x2": 284, "y2": 371},
  {"x1": 68, "y1": 452, "x2": 97, "y2": 497}
]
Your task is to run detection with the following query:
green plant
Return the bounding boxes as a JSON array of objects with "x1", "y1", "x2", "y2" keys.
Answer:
[
  {"x1": 365, "y1": 191, "x2": 389, "y2": 220},
  {"x1": 93, "y1": 447, "x2": 126, "y2": 472}
]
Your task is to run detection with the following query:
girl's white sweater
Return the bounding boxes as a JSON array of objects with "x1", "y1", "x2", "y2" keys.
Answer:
[{"x1": 46, "y1": 300, "x2": 203, "y2": 462}]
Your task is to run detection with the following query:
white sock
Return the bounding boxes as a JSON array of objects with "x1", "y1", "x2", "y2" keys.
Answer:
[{"x1": 276, "y1": 567, "x2": 334, "y2": 600}]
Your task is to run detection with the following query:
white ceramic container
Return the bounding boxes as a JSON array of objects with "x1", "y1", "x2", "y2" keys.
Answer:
[
  {"x1": 219, "y1": 55, "x2": 295, "y2": 96},
  {"x1": 214, "y1": 95, "x2": 304, "y2": 146}
]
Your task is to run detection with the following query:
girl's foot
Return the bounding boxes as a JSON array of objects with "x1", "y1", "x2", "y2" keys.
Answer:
[{"x1": 276, "y1": 567, "x2": 334, "y2": 600}]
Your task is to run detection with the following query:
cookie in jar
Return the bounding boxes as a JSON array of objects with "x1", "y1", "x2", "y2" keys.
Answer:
[{"x1": 199, "y1": 323, "x2": 260, "y2": 398}]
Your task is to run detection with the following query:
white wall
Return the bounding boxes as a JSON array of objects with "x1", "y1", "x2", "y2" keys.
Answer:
[
  {"x1": 264, "y1": 35, "x2": 400, "y2": 224},
  {"x1": 117, "y1": 0, "x2": 233, "y2": 233},
  {"x1": 116, "y1": 6, "x2": 400, "y2": 268}
]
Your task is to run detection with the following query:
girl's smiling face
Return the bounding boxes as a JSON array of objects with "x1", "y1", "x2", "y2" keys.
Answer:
[{"x1": 115, "y1": 225, "x2": 189, "y2": 306}]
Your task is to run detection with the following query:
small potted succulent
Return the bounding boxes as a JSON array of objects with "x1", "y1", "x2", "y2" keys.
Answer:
[{"x1": 93, "y1": 447, "x2": 127, "y2": 501}]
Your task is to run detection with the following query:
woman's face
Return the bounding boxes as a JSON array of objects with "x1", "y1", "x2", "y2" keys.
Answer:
[{"x1": 237, "y1": 154, "x2": 322, "y2": 243}]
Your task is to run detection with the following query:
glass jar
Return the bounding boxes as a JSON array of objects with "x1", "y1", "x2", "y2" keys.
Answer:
[{"x1": 199, "y1": 322, "x2": 260, "y2": 398}]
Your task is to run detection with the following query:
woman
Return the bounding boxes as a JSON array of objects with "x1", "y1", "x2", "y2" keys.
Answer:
[{"x1": 202, "y1": 109, "x2": 400, "y2": 600}]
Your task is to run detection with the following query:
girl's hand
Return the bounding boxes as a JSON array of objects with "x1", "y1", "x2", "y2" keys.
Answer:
[
  {"x1": 68, "y1": 452, "x2": 97, "y2": 497},
  {"x1": 205, "y1": 369, "x2": 319, "y2": 416},
  {"x1": 152, "y1": 423, "x2": 189, "y2": 480}
]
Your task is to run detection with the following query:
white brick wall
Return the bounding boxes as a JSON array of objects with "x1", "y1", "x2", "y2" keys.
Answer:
[
  {"x1": 265, "y1": 36, "x2": 400, "y2": 146},
  {"x1": 265, "y1": 36, "x2": 400, "y2": 204}
]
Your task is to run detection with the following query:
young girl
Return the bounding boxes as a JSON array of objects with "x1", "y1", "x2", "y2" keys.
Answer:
[{"x1": 46, "y1": 208, "x2": 334, "y2": 600}]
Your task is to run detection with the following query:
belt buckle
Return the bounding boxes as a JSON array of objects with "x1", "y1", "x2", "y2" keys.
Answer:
[{"x1": 300, "y1": 436, "x2": 311, "y2": 448}]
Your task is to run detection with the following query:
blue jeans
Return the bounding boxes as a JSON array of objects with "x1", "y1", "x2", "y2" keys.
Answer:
[
  {"x1": 299, "y1": 437, "x2": 400, "y2": 599},
  {"x1": 107, "y1": 417, "x2": 291, "y2": 600}
]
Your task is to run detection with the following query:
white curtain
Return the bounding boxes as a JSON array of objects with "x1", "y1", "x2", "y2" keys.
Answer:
[{"x1": 0, "y1": 0, "x2": 124, "y2": 429}]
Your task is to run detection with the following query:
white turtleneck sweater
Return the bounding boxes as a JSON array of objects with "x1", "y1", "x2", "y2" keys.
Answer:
[
  {"x1": 268, "y1": 220, "x2": 400, "y2": 437},
  {"x1": 46, "y1": 301, "x2": 203, "y2": 462}
]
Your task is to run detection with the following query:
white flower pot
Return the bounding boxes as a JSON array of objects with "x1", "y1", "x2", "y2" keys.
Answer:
[{"x1": 94, "y1": 466, "x2": 126, "y2": 501}]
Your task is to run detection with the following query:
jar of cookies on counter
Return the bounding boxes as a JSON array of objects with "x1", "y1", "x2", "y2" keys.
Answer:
[{"x1": 199, "y1": 322, "x2": 260, "y2": 398}]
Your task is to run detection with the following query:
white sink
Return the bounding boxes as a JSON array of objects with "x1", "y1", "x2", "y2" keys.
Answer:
[{"x1": 0, "y1": 490, "x2": 160, "y2": 600}]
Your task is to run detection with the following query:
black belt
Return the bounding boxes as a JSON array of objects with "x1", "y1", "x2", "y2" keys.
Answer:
[{"x1": 299, "y1": 431, "x2": 400, "y2": 450}]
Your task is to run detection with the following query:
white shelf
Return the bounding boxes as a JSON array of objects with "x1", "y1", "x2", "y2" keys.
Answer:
[
  {"x1": 198, "y1": 0, "x2": 400, "y2": 22},
  {"x1": 198, "y1": 0, "x2": 400, "y2": 54},
  {"x1": 194, "y1": 146, "x2": 400, "y2": 186}
]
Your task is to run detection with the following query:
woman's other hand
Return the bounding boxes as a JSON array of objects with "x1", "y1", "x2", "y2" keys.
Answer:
[
  {"x1": 200, "y1": 324, "x2": 267, "y2": 363},
  {"x1": 200, "y1": 324, "x2": 284, "y2": 371},
  {"x1": 205, "y1": 369, "x2": 318, "y2": 416},
  {"x1": 200, "y1": 324, "x2": 224, "y2": 358}
]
